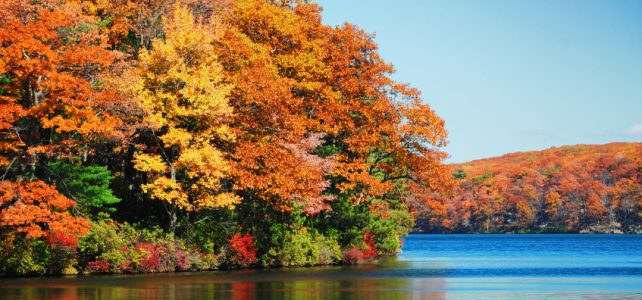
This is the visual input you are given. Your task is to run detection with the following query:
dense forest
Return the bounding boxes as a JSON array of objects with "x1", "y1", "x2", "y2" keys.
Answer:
[
  {"x1": 0, "y1": 0, "x2": 452, "y2": 275},
  {"x1": 415, "y1": 143, "x2": 642, "y2": 234}
]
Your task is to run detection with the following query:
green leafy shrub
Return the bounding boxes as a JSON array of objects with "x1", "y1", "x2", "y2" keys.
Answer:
[
  {"x1": 0, "y1": 239, "x2": 50, "y2": 276},
  {"x1": 185, "y1": 209, "x2": 235, "y2": 253},
  {"x1": 0, "y1": 232, "x2": 87, "y2": 276},
  {"x1": 260, "y1": 228, "x2": 343, "y2": 267},
  {"x1": 313, "y1": 234, "x2": 342, "y2": 265},
  {"x1": 367, "y1": 208, "x2": 414, "y2": 255},
  {"x1": 269, "y1": 229, "x2": 318, "y2": 267}
]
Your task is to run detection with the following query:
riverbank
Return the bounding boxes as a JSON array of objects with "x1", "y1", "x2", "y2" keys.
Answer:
[
  {"x1": 413, "y1": 222, "x2": 642, "y2": 234},
  {"x1": 414, "y1": 213, "x2": 642, "y2": 235}
]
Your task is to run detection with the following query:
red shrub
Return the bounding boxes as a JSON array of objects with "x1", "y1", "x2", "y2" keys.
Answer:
[
  {"x1": 228, "y1": 233, "x2": 256, "y2": 266},
  {"x1": 155, "y1": 243, "x2": 176, "y2": 272},
  {"x1": 342, "y1": 247, "x2": 364, "y2": 264},
  {"x1": 117, "y1": 262, "x2": 132, "y2": 272},
  {"x1": 342, "y1": 232, "x2": 379, "y2": 264},
  {"x1": 136, "y1": 242, "x2": 160, "y2": 272},
  {"x1": 361, "y1": 232, "x2": 378, "y2": 260},
  {"x1": 46, "y1": 231, "x2": 79, "y2": 252},
  {"x1": 175, "y1": 248, "x2": 190, "y2": 271},
  {"x1": 86, "y1": 259, "x2": 111, "y2": 273}
]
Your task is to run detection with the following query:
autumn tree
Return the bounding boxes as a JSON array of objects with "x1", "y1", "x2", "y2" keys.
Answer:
[
  {"x1": 0, "y1": 0, "x2": 119, "y2": 176},
  {"x1": 127, "y1": 3, "x2": 238, "y2": 233},
  {"x1": 0, "y1": 0, "x2": 117, "y2": 270},
  {"x1": 225, "y1": 0, "x2": 451, "y2": 210}
]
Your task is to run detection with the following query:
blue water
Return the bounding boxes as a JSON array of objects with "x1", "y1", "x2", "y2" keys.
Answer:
[
  {"x1": 400, "y1": 234, "x2": 642, "y2": 276},
  {"x1": 1, "y1": 234, "x2": 641, "y2": 299},
  {"x1": 394, "y1": 234, "x2": 642, "y2": 299}
]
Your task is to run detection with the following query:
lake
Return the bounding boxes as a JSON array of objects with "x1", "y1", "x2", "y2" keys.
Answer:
[{"x1": 1, "y1": 234, "x2": 641, "y2": 299}]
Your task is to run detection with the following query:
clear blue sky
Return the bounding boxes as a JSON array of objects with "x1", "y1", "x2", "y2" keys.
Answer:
[{"x1": 316, "y1": 0, "x2": 642, "y2": 163}]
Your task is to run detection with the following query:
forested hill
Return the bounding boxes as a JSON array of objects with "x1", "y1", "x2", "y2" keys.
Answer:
[{"x1": 415, "y1": 143, "x2": 642, "y2": 233}]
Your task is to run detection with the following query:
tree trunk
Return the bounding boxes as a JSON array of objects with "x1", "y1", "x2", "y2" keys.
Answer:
[
  {"x1": 168, "y1": 165, "x2": 178, "y2": 234},
  {"x1": 169, "y1": 203, "x2": 177, "y2": 234},
  {"x1": 168, "y1": 164, "x2": 178, "y2": 234}
]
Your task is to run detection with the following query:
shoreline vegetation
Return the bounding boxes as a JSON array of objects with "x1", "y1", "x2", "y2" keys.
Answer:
[{"x1": 0, "y1": 0, "x2": 448, "y2": 277}]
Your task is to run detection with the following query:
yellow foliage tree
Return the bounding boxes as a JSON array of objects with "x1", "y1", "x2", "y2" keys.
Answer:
[{"x1": 128, "y1": 3, "x2": 238, "y2": 232}]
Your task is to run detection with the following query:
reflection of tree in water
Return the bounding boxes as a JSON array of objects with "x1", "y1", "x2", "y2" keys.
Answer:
[
  {"x1": 232, "y1": 277, "x2": 446, "y2": 300},
  {"x1": 3, "y1": 267, "x2": 448, "y2": 300},
  {"x1": 232, "y1": 281, "x2": 256, "y2": 300}
]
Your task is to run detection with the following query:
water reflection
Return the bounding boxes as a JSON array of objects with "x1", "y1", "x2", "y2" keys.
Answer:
[{"x1": 0, "y1": 267, "x2": 447, "y2": 300}]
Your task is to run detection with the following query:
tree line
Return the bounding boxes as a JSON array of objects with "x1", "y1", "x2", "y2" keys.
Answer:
[{"x1": 415, "y1": 143, "x2": 642, "y2": 234}]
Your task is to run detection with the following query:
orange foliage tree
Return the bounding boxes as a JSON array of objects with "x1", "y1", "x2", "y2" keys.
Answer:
[
  {"x1": 0, "y1": 0, "x2": 119, "y2": 172},
  {"x1": 216, "y1": 0, "x2": 450, "y2": 214}
]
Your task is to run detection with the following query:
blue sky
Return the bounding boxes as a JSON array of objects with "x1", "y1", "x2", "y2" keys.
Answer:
[{"x1": 316, "y1": 0, "x2": 642, "y2": 163}]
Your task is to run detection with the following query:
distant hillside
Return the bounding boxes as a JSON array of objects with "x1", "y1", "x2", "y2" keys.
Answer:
[{"x1": 415, "y1": 143, "x2": 642, "y2": 233}]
